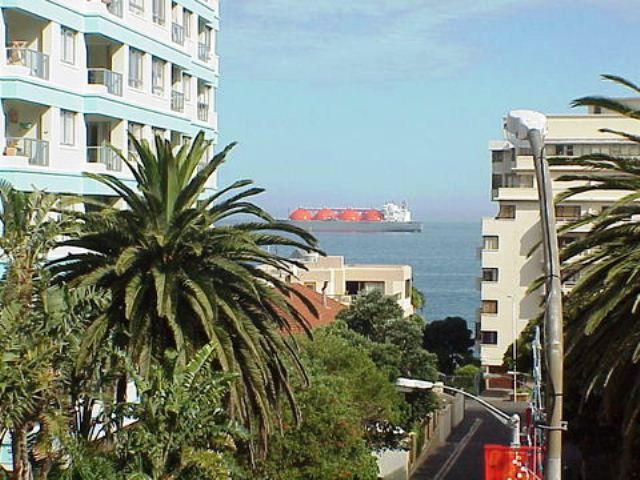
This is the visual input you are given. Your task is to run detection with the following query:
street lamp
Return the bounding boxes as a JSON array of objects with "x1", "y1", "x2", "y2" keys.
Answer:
[
  {"x1": 395, "y1": 377, "x2": 521, "y2": 448},
  {"x1": 505, "y1": 110, "x2": 564, "y2": 480}
]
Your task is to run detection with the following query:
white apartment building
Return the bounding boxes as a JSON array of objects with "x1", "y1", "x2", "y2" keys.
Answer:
[
  {"x1": 478, "y1": 104, "x2": 640, "y2": 374},
  {"x1": 0, "y1": 0, "x2": 219, "y2": 197}
]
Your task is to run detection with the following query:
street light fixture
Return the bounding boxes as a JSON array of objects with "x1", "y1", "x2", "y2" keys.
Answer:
[
  {"x1": 505, "y1": 110, "x2": 564, "y2": 480},
  {"x1": 395, "y1": 377, "x2": 521, "y2": 448}
]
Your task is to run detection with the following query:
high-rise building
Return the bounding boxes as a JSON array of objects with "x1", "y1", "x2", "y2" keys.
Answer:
[
  {"x1": 0, "y1": 0, "x2": 219, "y2": 196},
  {"x1": 479, "y1": 105, "x2": 640, "y2": 378}
]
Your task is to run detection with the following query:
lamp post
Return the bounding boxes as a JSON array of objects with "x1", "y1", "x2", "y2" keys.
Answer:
[
  {"x1": 502, "y1": 294, "x2": 519, "y2": 403},
  {"x1": 396, "y1": 377, "x2": 521, "y2": 448},
  {"x1": 505, "y1": 110, "x2": 564, "y2": 480}
]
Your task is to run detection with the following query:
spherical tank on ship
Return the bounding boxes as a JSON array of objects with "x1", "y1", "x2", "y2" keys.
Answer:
[
  {"x1": 338, "y1": 209, "x2": 362, "y2": 222},
  {"x1": 362, "y1": 209, "x2": 383, "y2": 221},
  {"x1": 289, "y1": 208, "x2": 313, "y2": 221},
  {"x1": 314, "y1": 208, "x2": 337, "y2": 220}
]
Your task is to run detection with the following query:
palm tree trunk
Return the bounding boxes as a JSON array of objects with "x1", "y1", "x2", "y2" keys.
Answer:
[{"x1": 11, "y1": 424, "x2": 32, "y2": 480}]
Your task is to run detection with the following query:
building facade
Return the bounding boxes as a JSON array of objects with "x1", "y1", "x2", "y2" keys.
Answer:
[
  {"x1": 478, "y1": 105, "x2": 640, "y2": 372},
  {"x1": 0, "y1": 0, "x2": 219, "y2": 196},
  {"x1": 280, "y1": 252, "x2": 415, "y2": 317}
]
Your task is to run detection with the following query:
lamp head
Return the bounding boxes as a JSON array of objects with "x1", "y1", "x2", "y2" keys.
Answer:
[{"x1": 505, "y1": 110, "x2": 547, "y2": 141}]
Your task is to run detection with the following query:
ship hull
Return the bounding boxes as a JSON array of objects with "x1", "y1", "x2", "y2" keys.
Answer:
[{"x1": 284, "y1": 220, "x2": 423, "y2": 233}]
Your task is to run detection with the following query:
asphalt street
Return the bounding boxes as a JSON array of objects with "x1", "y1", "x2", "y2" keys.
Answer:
[{"x1": 411, "y1": 398, "x2": 527, "y2": 480}]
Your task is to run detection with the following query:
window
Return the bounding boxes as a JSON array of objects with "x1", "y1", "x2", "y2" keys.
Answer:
[
  {"x1": 481, "y1": 300, "x2": 498, "y2": 315},
  {"x1": 345, "y1": 281, "x2": 384, "y2": 296},
  {"x1": 153, "y1": 0, "x2": 165, "y2": 24},
  {"x1": 482, "y1": 268, "x2": 498, "y2": 282},
  {"x1": 128, "y1": 122, "x2": 143, "y2": 155},
  {"x1": 480, "y1": 331, "x2": 498, "y2": 345},
  {"x1": 483, "y1": 236, "x2": 499, "y2": 251},
  {"x1": 593, "y1": 106, "x2": 602, "y2": 114},
  {"x1": 61, "y1": 110, "x2": 75, "y2": 146},
  {"x1": 555, "y1": 205, "x2": 581, "y2": 221},
  {"x1": 491, "y1": 174, "x2": 502, "y2": 190},
  {"x1": 519, "y1": 175, "x2": 534, "y2": 188},
  {"x1": 152, "y1": 128, "x2": 166, "y2": 141},
  {"x1": 496, "y1": 205, "x2": 515, "y2": 219},
  {"x1": 129, "y1": 0, "x2": 144, "y2": 15},
  {"x1": 303, "y1": 282, "x2": 316, "y2": 290},
  {"x1": 492, "y1": 151, "x2": 504, "y2": 163},
  {"x1": 183, "y1": 10, "x2": 192, "y2": 37},
  {"x1": 61, "y1": 28, "x2": 75, "y2": 64},
  {"x1": 405, "y1": 279, "x2": 411, "y2": 299},
  {"x1": 152, "y1": 58, "x2": 165, "y2": 95},
  {"x1": 182, "y1": 74, "x2": 191, "y2": 101},
  {"x1": 129, "y1": 49, "x2": 144, "y2": 89}
]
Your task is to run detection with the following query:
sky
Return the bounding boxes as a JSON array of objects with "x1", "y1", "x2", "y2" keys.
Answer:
[{"x1": 216, "y1": 0, "x2": 638, "y2": 221}]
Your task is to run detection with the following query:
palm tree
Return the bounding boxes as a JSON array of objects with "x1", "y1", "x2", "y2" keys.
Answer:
[
  {"x1": 552, "y1": 74, "x2": 640, "y2": 477},
  {"x1": 49, "y1": 133, "x2": 321, "y2": 456}
]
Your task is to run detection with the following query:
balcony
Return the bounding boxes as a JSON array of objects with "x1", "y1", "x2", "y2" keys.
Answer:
[
  {"x1": 106, "y1": 0, "x2": 123, "y2": 17},
  {"x1": 88, "y1": 69, "x2": 123, "y2": 96},
  {"x1": 87, "y1": 146, "x2": 122, "y2": 172},
  {"x1": 171, "y1": 90, "x2": 185, "y2": 112},
  {"x1": 172, "y1": 23, "x2": 185, "y2": 45},
  {"x1": 6, "y1": 47, "x2": 49, "y2": 80},
  {"x1": 197, "y1": 102, "x2": 209, "y2": 122},
  {"x1": 198, "y1": 43, "x2": 210, "y2": 61},
  {"x1": 4, "y1": 137, "x2": 49, "y2": 166}
]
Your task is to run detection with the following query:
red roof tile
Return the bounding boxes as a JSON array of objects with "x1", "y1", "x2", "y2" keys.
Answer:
[{"x1": 282, "y1": 284, "x2": 346, "y2": 335}]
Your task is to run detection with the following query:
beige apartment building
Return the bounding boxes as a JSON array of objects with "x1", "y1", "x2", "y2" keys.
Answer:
[
  {"x1": 479, "y1": 103, "x2": 640, "y2": 373},
  {"x1": 277, "y1": 251, "x2": 414, "y2": 317}
]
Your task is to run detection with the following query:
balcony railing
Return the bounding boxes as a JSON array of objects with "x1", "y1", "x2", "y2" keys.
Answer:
[
  {"x1": 6, "y1": 48, "x2": 49, "y2": 80},
  {"x1": 87, "y1": 146, "x2": 122, "y2": 172},
  {"x1": 171, "y1": 90, "x2": 185, "y2": 112},
  {"x1": 198, "y1": 43, "x2": 210, "y2": 61},
  {"x1": 105, "y1": 0, "x2": 123, "y2": 17},
  {"x1": 129, "y1": 0, "x2": 144, "y2": 15},
  {"x1": 88, "y1": 68, "x2": 123, "y2": 96},
  {"x1": 4, "y1": 137, "x2": 49, "y2": 166},
  {"x1": 172, "y1": 23, "x2": 185, "y2": 45},
  {"x1": 197, "y1": 102, "x2": 209, "y2": 122}
]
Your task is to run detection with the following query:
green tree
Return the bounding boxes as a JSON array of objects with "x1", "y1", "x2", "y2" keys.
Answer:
[
  {"x1": 422, "y1": 317, "x2": 474, "y2": 374},
  {"x1": 550, "y1": 74, "x2": 640, "y2": 477},
  {"x1": 109, "y1": 344, "x2": 238, "y2": 480},
  {"x1": 255, "y1": 329, "x2": 400, "y2": 479},
  {"x1": 0, "y1": 185, "x2": 80, "y2": 480},
  {"x1": 49, "y1": 134, "x2": 320, "y2": 455}
]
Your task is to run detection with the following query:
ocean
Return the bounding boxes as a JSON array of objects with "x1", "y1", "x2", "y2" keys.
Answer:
[{"x1": 311, "y1": 221, "x2": 481, "y2": 324}]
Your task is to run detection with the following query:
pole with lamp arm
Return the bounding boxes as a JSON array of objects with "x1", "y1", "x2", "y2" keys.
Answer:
[{"x1": 505, "y1": 110, "x2": 564, "y2": 480}]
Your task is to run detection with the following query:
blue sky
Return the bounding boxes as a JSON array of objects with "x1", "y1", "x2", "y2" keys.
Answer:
[{"x1": 216, "y1": 0, "x2": 637, "y2": 221}]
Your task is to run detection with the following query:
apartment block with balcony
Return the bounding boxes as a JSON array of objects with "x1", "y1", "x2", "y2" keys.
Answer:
[
  {"x1": 0, "y1": 0, "x2": 219, "y2": 197},
  {"x1": 265, "y1": 252, "x2": 415, "y2": 317},
  {"x1": 478, "y1": 106, "x2": 640, "y2": 374}
]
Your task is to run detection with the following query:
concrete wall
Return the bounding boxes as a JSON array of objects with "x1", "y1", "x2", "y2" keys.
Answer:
[{"x1": 376, "y1": 394, "x2": 465, "y2": 480}]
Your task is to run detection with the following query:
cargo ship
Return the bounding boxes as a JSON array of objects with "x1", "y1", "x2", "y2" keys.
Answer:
[{"x1": 284, "y1": 202, "x2": 422, "y2": 233}]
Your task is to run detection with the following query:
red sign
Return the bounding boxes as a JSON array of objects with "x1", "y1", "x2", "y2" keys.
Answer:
[{"x1": 484, "y1": 444, "x2": 543, "y2": 480}]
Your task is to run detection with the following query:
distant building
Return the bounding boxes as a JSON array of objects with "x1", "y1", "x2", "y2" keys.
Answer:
[
  {"x1": 0, "y1": 0, "x2": 219, "y2": 196},
  {"x1": 278, "y1": 251, "x2": 414, "y2": 317},
  {"x1": 479, "y1": 103, "x2": 640, "y2": 377}
]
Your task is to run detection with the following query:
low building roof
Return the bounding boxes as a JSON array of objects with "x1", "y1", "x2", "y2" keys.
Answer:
[{"x1": 282, "y1": 284, "x2": 346, "y2": 335}]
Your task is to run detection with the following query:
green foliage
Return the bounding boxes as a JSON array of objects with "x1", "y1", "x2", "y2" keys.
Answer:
[
  {"x1": 549, "y1": 75, "x2": 640, "y2": 477},
  {"x1": 48, "y1": 133, "x2": 321, "y2": 455},
  {"x1": 255, "y1": 329, "x2": 399, "y2": 479},
  {"x1": 453, "y1": 364, "x2": 481, "y2": 377},
  {"x1": 110, "y1": 346, "x2": 238, "y2": 479},
  {"x1": 332, "y1": 291, "x2": 439, "y2": 428},
  {"x1": 410, "y1": 287, "x2": 426, "y2": 311},
  {"x1": 423, "y1": 316, "x2": 474, "y2": 374}
]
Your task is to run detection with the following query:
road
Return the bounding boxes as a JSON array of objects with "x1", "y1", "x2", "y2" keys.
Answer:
[{"x1": 411, "y1": 397, "x2": 527, "y2": 480}]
